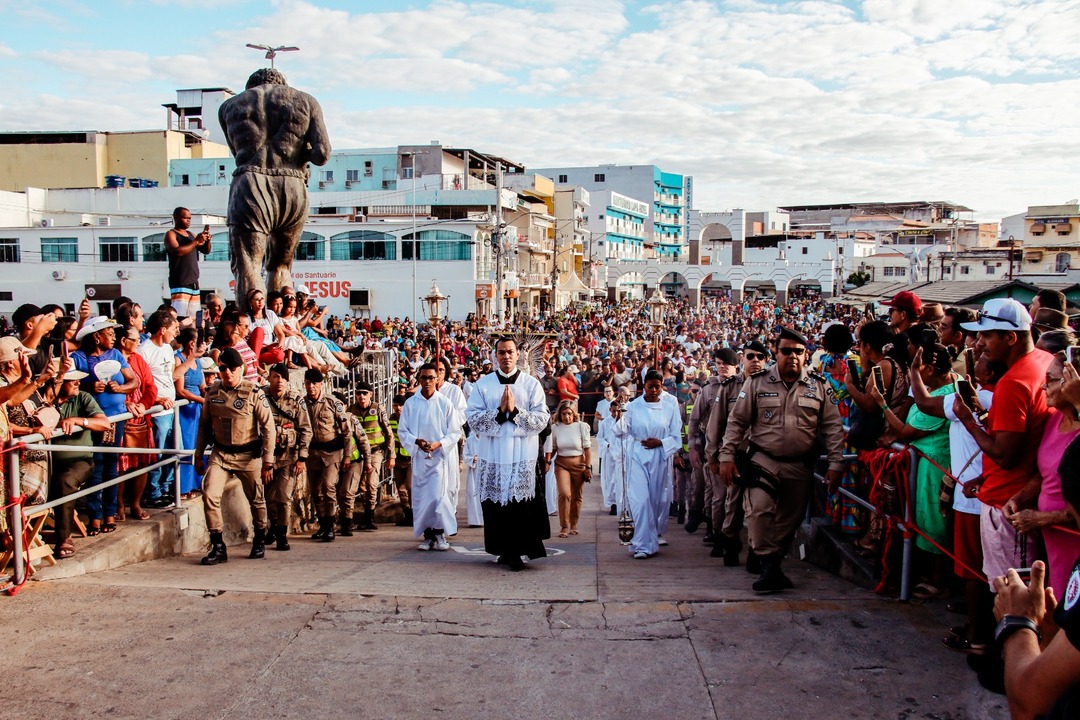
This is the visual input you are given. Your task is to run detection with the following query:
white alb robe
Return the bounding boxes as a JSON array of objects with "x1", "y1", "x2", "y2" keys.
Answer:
[
  {"x1": 399, "y1": 390, "x2": 463, "y2": 538},
  {"x1": 612, "y1": 396, "x2": 682, "y2": 556},
  {"x1": 466, "y1": 371, "x2": 549, "y2": 504},
  {"x1": 462, "y1": 432, "x2": 484, "y2": 526}
]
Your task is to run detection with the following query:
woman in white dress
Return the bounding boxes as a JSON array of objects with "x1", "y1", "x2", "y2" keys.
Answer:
[{"x1": 611, "y1": 370, "x2": 682, "y2": 559}]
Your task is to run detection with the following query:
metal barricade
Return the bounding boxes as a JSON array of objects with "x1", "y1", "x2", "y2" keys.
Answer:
[
  {"x1": 815, "y1": 443, "x2": 918, "y2": 602},
  {"x1": 331, "y1": 349, "x2": 396, "y2": 407},
  {"x1": 4, "y1": 400, "x2": 191, "y2": 593}
]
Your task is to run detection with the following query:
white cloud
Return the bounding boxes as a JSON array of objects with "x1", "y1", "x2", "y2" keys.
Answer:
[{"x1": 3, "y1": 0, "x2": 1079, "y2": 220}]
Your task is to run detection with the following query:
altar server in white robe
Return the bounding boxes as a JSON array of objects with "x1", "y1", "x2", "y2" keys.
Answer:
[
  {"x1": 399, "y1": 363, "x2": 463, "y2": 551},
  {"x1": 437, "y1": 357, "x2": 467, "y2": 510},
  {"x1": 462, "y1": 430, "x2": 484, "y2": 527},
  {"x1": 597, "y1": 399, "x2": 624, "y2": 514},
  {"x1": 466, "y1": 336, "x2": 550, "y2": 571},
  {"x1": 611, "y1": 370, "x2": 682, "y2": 559}
]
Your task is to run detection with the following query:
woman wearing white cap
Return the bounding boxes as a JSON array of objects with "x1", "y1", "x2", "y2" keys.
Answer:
[{"x1": 71, "y1": 316, "x2": 138, "y2": 534}]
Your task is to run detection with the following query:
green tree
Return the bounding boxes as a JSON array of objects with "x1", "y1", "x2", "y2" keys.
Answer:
[{"x1": 847, "y1": 271, "x2": 871, "y2": 288}]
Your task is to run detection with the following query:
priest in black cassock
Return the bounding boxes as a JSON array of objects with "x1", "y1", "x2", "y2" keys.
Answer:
[{"x1": 465, "y1": 336, "x2": 551, "y2": 571}]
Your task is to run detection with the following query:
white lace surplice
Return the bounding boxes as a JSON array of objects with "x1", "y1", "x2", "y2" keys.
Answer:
[{"x1": 466, "y1": 372, "x2": 549, "y2": 505}]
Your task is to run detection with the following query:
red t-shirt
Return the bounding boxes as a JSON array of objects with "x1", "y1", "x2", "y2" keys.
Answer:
[
  {"x1": 980, "y1": 348, "x2": 1054, "y2": 508},
  {"x1": 557, "y1": 375, "x2": 579, "y2": 401}
]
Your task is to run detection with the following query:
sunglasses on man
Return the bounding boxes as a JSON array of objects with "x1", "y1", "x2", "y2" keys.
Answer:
[
  {"x1": 744, "y1": 352, "x2": 766, "y2": 361},
  {"x1": 778, "y1": 347, "x2": 806, "y2": 357}
]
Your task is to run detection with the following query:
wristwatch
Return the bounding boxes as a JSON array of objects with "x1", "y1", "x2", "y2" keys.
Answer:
[{"x1": 994, "y1": 615, "x2": 1041, "y2": 645}]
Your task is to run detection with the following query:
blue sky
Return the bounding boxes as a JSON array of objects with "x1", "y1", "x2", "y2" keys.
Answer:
[{"x1": 1, "y1": 0, "x2": 1078, "y2": 222}]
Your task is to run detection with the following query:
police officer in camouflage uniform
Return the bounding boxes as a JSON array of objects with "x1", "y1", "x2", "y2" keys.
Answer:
[
  {"x1": 303, "y1": 368, "x2": 352, "y2": 542},
  {"x1": 263, "y1": 363, "x2": 312, "y2": 551},
  {"x1": 347, "y1": 381, "x2": 395, "y2": 532},
  {"x1": 340, "y1": 395, "x2": 373, "y2": 535},
  {"x1": 705, "y1": 340, "x2": 770, "y2": 566},
  {"x1": 389, "y1": 395, "x2": 414, "y2": 527},
  {"x1": 685, "y1": 350, "x2": 730, "y2": 536},
  {"x1": 718, "y1": 328, "x2": 845, "y2": 594},
  {"x1": 195, "y1": 347, "x2": 276, "y2": 565}
]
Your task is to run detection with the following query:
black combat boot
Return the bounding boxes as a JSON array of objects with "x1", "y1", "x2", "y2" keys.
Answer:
[
  {"x1": 311, "y1": 517, "x2": 328, "y2": 541},
  {"x1": 338, "y1": 516, "x2": 354, "y2": 537},
  {"x1": 264, "y1": 525, "x2": 277, "y2": 546},
  {"x1": 723, "y1": 537, "x2": 742, "y2": 567},
  {"x1": 676, "y1": 502, "x2": 686, "y2": 525},
  {"x1": 745, "y1": 548, "x2": 761, "y2": 574},
  {"x1": 395, "y1": 506, "x2": 413, "y2": 527},
  {"x1": 275, "y1": 525, "x2": 291, "y2": 551},
  {"x1": 752, "y1": 555, "x2": 788, "y2": 594},
  {"x1": 322, "y1": 516, "x2": 335, "y2": 542},
  {"x1": 669, "y1": 502, "x2": 679, "y2": 518},
  {"x1": 201, "y1": 532, "x2": 228, "y2": 566},
  {"x1": 709, "y1": 534, "x2": 727, "y2": 558},
  {"x1": 249, "y1": 527, "x2": 266, "y2": 559},
  {"x1": 684, "y1": 511, "x2": 702, "y2": 534},
  {"x1": 360, "y1": 508, "x2": 378, "y2": 531}
]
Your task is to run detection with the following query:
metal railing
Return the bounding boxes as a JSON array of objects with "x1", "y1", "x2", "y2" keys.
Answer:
[
  {"x1": 813, "y1": 443, "x2": 918, "y2": 602},
  {"x1": 4, "y1": 400, "x2": 191, "y2": 592}
]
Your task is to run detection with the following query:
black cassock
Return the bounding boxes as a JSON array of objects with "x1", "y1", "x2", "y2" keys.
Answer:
[{"x1": 480, "y1": 373, "x2": 551, "y2": 560}]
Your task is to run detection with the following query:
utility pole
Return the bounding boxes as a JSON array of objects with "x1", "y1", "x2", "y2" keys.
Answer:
[{"x1": 494, "y1": 162, "x2": 504, "y2": 325}]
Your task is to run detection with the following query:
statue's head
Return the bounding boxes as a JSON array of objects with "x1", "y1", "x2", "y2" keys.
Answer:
[{"x1": 246, "y1": 68, "x2": 288, "y2": 90}]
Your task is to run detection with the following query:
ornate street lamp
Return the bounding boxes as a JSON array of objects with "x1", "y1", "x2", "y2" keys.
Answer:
[
  {"x1": 422, "y1": 280, "x2": 448, "y2": 368},
  {"x1": 647, "y1": 287, "x2": 668, "y2": 368}
]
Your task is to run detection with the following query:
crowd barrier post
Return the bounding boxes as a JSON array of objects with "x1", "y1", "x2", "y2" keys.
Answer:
[
  {"x1": 899, "y1": 445, "x2": 918, "y2": 603},
  {"x1": 4, "y1": 401, "x2": 191, "y2": 594},
  {"x1": 7, "y1": 445, "x2": 25, "y2": 589}
]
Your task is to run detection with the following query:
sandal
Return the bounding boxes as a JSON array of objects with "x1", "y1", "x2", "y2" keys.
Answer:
[
  {"x1": 88, "y1": 522, "x2": 101, "y2": 537},
  {"x1": 912, "y1": 582, "x2": 942, "y2": 600},
  {"x1": 941, "y1": 634, "x2": 987, "y2": 655},
  {"x1": 101, "y1": 522, "x2": 118, "y2": 534},
  {"x1": 56, "y1": 540, "x2": 76, "y2": 559},
  {"x1": 558, "y1": 530, "x2": 569, "y2": 538},
  {"x1": 569, "y1": 529, "x2": 579, "y2": 536},
  {"x1": 132, "y1": 508, "x2": 151, "y2": 520}
]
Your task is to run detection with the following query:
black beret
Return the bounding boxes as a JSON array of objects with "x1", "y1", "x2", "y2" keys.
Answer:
[
  {"x1": 777, "y1": 327, "x2": 808, "y2": 346},
  {"x1": 715, "y1": 348, "x2": 739, "y2": 366},
  {"x1": 218, "y1": 347, "x2": 245, "y2": 369},
  {"x1": 268, "y1": 362, "x2": 290, "y2": 379},
  {"x1": 304, "y1": 368, "x2": 325, "y2": 384},
  {"x1": 743, "y1": 340, "x2": 769, "y2": 357}
]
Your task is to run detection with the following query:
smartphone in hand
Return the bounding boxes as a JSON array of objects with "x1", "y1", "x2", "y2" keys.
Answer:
[{"x1": 871, "y1": 365, "x2": 885, "y2": 394}]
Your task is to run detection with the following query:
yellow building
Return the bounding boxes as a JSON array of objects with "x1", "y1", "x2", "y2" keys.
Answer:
[{"x1": 0, "y1": 129, "x2": 230, "y2": 192}]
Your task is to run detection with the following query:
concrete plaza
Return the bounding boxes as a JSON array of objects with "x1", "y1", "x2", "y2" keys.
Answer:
[{"x1": 2, "y1": 481, "x2": 1007, "y2": 719}]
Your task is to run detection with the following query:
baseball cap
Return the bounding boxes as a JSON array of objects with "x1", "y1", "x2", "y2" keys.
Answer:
[
  {"x1": 961, "y1": 298, "x2": 1032, "y2": 333},
  {"x1": 881, "y1": 291, "x2": 923, "y2": 319},
  {"x1": 11, "y1": 304, "x2": 43, "y2": 330}
]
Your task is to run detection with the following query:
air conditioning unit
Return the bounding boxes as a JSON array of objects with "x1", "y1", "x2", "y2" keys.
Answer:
[
  {"x1": 116, "y1": 269, "x2": 131, "y2": 280},
  {"x1": 52, "y1": 270, "x2": 67, "y2": 281},
  {"x1": 97, "y1": 217, "x2": 111, "y2": 227},
  {"x1": 40, "y1": 218, "x2": 54, "y2": 228},
  {"x1": 349, "y1": 289, "x2": 371, "y2": 309},
  {"x1": 345, "y1": 180, "x2": 357, "y2": 188},
  {"x1": 318, "y1": 181, "x2": 328, "y2": 189}
]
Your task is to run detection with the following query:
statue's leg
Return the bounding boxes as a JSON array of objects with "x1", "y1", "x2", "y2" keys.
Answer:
[
  {"x1": 265, "y1": 179, "x2": 308, "y2": 294},
  {"x1": 230, "y1": 225, "x2": 268, "y2": 312},
  {"x1": 265, "y1": 226, "x2": 299, "y2": 294}
]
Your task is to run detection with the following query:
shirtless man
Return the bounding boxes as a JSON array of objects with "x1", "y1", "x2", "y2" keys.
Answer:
[
  {"x1": 164, "y1": 207, "x2": 212, "y2": 318},
  {"x1": 218, "y1": 68, "x2": 331, "y2": 310}
]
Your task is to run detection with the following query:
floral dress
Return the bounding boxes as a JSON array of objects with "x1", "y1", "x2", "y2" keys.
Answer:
[{"x1": 817, "y1": 351, "x2": 863, "y2": 536}]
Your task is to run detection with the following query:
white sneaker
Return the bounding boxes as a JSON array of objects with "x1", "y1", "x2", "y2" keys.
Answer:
[
  {"x1": 633, "y1": 551, "x2": 649, "y2": 559},
  {"x1": 434, "y1": 535, "x2": 450, "y2": 551},
  {"x1": 418, "y1": 540, "x2": 432, "y2": 551},
  {"x1": 658, "y1": 537, "x2": 669, "y2": 546}
]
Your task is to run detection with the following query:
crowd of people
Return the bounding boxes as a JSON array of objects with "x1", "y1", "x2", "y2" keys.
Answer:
[{"x1": 5, "y1": 267, "x2": 1080, "y2": 715}]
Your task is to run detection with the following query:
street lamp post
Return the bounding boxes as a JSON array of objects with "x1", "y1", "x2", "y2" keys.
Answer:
[
  {"x1": 422, "y1": 280, "x2": 448, "y2": 369},
  {"x1": 647, "y1": 287, "x2": 668, "y2": 369}
]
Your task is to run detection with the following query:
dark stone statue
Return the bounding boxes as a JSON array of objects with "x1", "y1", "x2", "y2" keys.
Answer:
[{"x1": 218, "y1": 68, "x2": 331, "y2": 310}]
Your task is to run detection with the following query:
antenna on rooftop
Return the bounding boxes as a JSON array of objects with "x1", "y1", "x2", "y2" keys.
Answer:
[{"x1": 245, "y1": 44, "x2": 299, "y2": 69}]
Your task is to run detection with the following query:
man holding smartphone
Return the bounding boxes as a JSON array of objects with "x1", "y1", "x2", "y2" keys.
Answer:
[{"x1": 165, "y1": 206, "x2": 212, "y2": 319}]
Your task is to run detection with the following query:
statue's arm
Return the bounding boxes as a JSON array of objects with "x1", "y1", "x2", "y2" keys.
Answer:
[{"x1": 305, "y1": 96, "x2": 331, "y2": 166}]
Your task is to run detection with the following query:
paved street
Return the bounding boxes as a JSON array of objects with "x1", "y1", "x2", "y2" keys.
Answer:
[{"x1": 3, "y1": 480, "x2": 1008, "y2": 720}]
